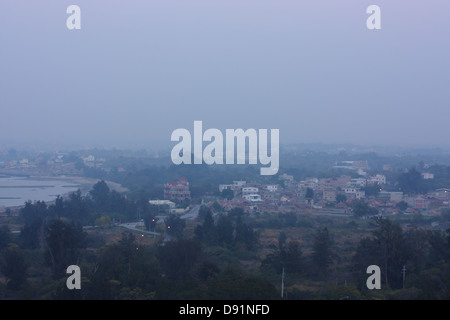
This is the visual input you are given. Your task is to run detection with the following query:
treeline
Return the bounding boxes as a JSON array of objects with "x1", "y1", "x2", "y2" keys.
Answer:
[
  {"x1": 0, "y1": 183, "x2": 279, "y2": 299},
  {"x1": 262, "y1": 227, "x2": 334, "y2": 280},
  {"x1": 352, "y1": 217, "x2": 450, "y2": 299},
  {"x1": 85, "y1": 163, "x2": 278, "y2": 199},
  {"x1": 192, "y1": 209, "x2": 450, "y2": 299},
  {"x1": 0, "y1": 219, "x2": 86, "y2": 292},
  {"x1": 19, "y1": 180, "x2": 147, "y2": 230},
  {"x1": 83, "y1": 232, "x2": 275, "y2": 299},
  {"x1": 194, "y1": 207, "x2": 259, "y2": 251},
  {"x1": 1, "y1": 213, "x2": 450, "y2": 299},
  {"x1": 0, "y1": 227, "x2": 278, "y2": 299},
  {"x1": 257, "y1": 216, "x2": 450, "y2": 299},
  {"x1": 395, "y1": 165, "x2": 450, "y2": 194}
]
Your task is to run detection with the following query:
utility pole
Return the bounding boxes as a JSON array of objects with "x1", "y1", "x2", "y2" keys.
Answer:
[{"x1": 281, "y1": 267, "x2": 285, "y2": 298}]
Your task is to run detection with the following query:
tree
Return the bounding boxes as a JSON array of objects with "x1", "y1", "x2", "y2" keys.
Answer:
[
  {"x1": 20, "y1": 217, "x2": 46, "y2": 249},
  {"x1": 216, "y1": 214, "x2": 234, "y2": 246},
  {"x1": 20, "y1": 200, "x2": 48, "y2": 223},
  {"x1": 221, "y1": 188, "x2": 234, "y2": 200},
  {"x1": 198, "y1": 205, "x2": 211, "y2": 221},
  {"x1": 211, "y1": 201, "x2": 223, "y2": 213},
  {"x1": 194, "y1": 207, "x2": 217, "y2": 245},
  {"x1": 283, "y1": 241, "x2": 303, "y2": 273},
  {"x1": 165, "y1": 214, "x2": 186, "y2": 239},
  {"x1": 427, "y1": 229, "x2": 450, "y2": 265},
  {"x1": 372, "y1": 217, "x2": 412, "y2": 289},
  {"x1": 65, "y1": 189, "x2": 91, "y2": 224},
  {"x1": 0, "y1": 248, "x2": 28, "y2": 290},
  {"x1": 364, "y1": 184, "x2": 381, "y2": 197},
  {"x1": 0, "y1": 225, "x2": 11, "y2": 249},
  {"x1": 397, "y1": 167, "x2": 429, "y2": 194},
  {"x1": 283, "y1": 212, "x2": 297, "y2": 227},
  {"x1": 305, "y1": 188, "x2": 314, "y2": 199},
  {"x1": 262, "y1": 239, "x2": 303, "y2": 274},
  {"x1": 396, "y1": 200, "x2": 408, "y2": 212},
  {"x1": 50, "y1": 195, "x2": 65, "y2": 219},
  {"x1": 278, "y1": 231, "x2": 287, "y2": 250},
  {"x1": 336, "y1": 194, "x2": 347, "y2": 203},
  {"x1": 228, "y1": 207, "x2": 245, "y2": 218},
  {"x1": 44, "y1": 219, "x2": 86, "y2": 276},
  {"x1": 143, "y1": 212, "x2": 158, "y2": 232},
  {"x1": 235, "y1": 215, "x2": 258, "y2": 250},
  {"x1": 353, "y1": 217, "x2": 411, "y2": 289},
  {"x1": 87, "y1": 231, "x2": 159, "y2": 299},
  {"x1": 156, "y1": 239, "x2": 202, "y2": 281},
  {"x1": 95, "y1": 215, "x2": 112, "y2": 228},
  {"x1": 90, "y1": 180, "x2": 110, "y2": 210},
  {"x1": 312, "y1": 227, "x2": 333, "y2": 275},
  {"x1": 351, "y1": 199, "x2": 378, "y2": 217}
]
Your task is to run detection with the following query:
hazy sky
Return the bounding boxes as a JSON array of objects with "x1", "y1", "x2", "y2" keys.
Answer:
[{"x1": 1, "y1": 0, "x2": 449, "y2": 150}]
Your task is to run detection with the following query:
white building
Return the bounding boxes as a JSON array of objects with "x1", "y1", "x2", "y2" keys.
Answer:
[
  {"x1": 345, "y1": 187, "x2": 358, "y2": 194},
  {"x1": 355, "y1": 191, "x2": 365, "y2": 199},
  {"x1": 422, "y1": 173, "x2": 434, "y2": 180},
  {"x1": 219, "y1": 184, "x2": 233, "y2": 192},
  {"x1": 347, "y1": 178, "x2": 366, "y2": 188},
  {"x1": 242, "y1": 187, "x2": 259, "y2": 195},
  {"x1": 83, "y1": 155, "x2": 95, "y2": 162},
  {"x1": 264, "y1": 185, "x2": 279, "y2": 192},
  {"x1": 149, "y1": 200, "x2": 176, "y2": 208},
  {"x1": 244, "y1": 194, "x2": 263, "y2": 202},
  {"x1": 304, "y1": 178, "x2": 319, "y2": 189},
  {"x1": 345, "y1": 188, "x2": 365, "y2": 199},
  {"x1": 367, "y1": 174, "x2": 386, "y2": 185},
  {"x1": 323, "y1": 190, "x2": 337, "y2": 202},
  {"x1": 233, "y1": 181, "x2": 246, "y2": 188}
]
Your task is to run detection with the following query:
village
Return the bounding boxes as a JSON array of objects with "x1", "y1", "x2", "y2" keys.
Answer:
[
  {"x1": 2, "y1": 147, "x2": 450, "y2": 223},
  {"x1": 162, "y1": 160, "x2": 450, "y2": 220}
]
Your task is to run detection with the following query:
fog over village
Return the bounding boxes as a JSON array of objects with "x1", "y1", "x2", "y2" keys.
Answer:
[{"x1": 1, "y1": 0, "x2": 450, "y2": 302}]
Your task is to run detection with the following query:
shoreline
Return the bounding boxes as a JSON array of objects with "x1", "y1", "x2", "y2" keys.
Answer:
[{"x1": 0, "y1": 175, "x2": 128, "y2": 214}]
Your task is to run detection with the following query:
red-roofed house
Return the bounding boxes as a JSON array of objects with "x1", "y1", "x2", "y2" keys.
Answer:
[{"x1": 164, "y1": 177, "x2": 191, "y2": 202}]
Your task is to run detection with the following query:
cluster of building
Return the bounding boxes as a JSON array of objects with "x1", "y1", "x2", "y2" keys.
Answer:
[
  {"x1": 0, "y1": 154, "x2": 82, "y2": 176},
  {"x1": 201, "y1": 171, "x2": 450, "y2": 216},
  {"x1": 81, "y1": 155, "x2": 106, "y2": 168},
  {"x1": 3, "y1": 148, "x2": 449, "y2": 218},
  {"x1": 0, "y1": 152, "x2": 112, "y2": 177}
]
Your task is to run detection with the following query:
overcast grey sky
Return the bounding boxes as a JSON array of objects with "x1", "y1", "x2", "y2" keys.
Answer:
[{"x1": 1, "y1": 0, "x2": 449, "y2": 150}]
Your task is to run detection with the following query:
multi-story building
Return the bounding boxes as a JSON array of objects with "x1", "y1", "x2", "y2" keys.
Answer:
[
  {"x1": 219, "y1": 184, "x2": 233, "y2": 192},
  {"x1": 242, "y1": 187, "x2": 259, "y2": 195},
  {"x1": 323, "y1": 190, "x2": 337, "y2": 202},
  {"x1": 422, "y1": 173, "x2": 434, "y2": 180},
  {"x1": 345, "y1": 187, "x2": 365, "y2": 199},
  {"x1": 243, "y1": 194, "x2": 263, "y2": 202},
  {"x1": 164, "y1": 177, "x2": 191, "y2": 202},
  {"x1": 347, "y1": 178, "x2": 367, "y2": 188},
  {"x1": 367, "y1": 174, "x2": 386, "y2": 185},
  {"x1": 263, "y1": 184, "x2": 279, "y2": 192}
]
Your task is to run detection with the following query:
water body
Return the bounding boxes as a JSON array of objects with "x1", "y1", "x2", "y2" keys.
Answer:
[{"x1": 0, "y1": 176, "x2": 81, "y2": 208}]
